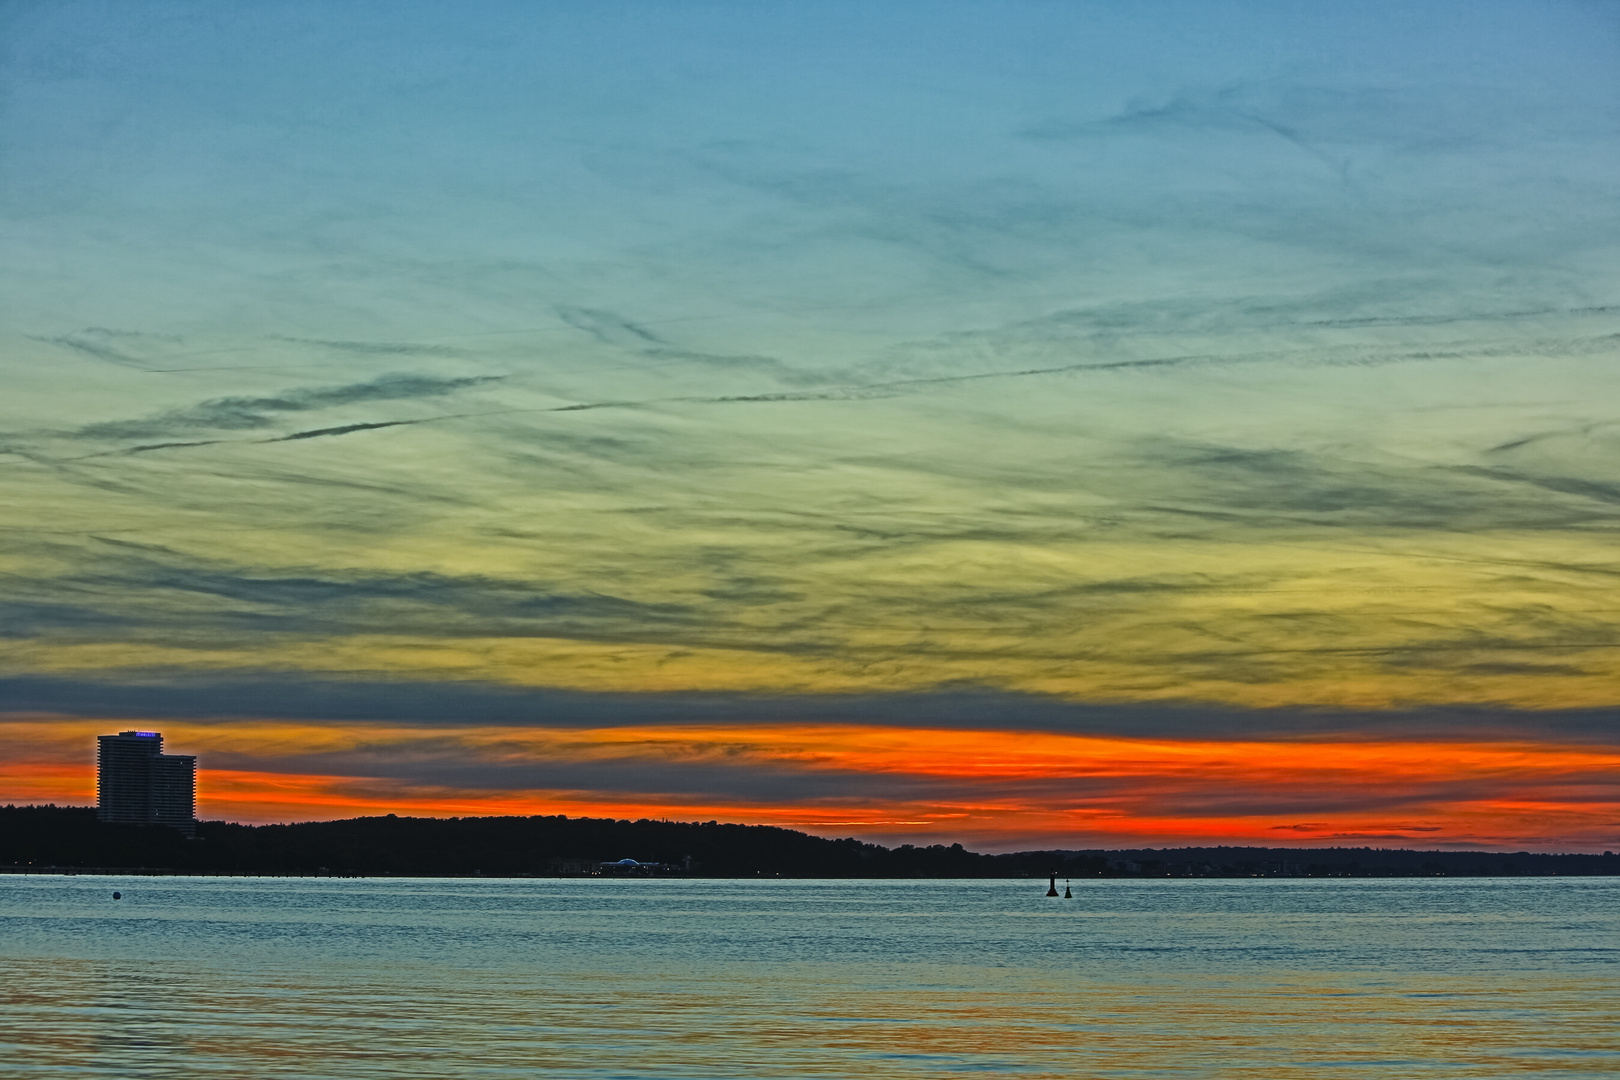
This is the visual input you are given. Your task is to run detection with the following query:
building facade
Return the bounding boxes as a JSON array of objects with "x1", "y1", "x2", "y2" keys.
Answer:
[{"x1": 96, "y1": 731, "x2": 196, "y2": 836}]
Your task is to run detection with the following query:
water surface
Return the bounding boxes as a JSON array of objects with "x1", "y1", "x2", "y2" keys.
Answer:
[{"x1": 2, "y1": 876, "x2": 1615, "y2": 1078}]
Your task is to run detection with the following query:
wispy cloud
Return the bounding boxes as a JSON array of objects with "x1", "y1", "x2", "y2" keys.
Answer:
[
  {"x1": 73, "y1": 373, "x2": 501, "y2": 441},
  {"x1": 33, "y1": 328, "x2": 184, "y2": 370},
  {"x1": 270, "y1": 336, "x2": 465, "y2": 357}
]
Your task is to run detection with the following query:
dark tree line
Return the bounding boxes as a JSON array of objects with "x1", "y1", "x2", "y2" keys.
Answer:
[
  {"x1": 0, "y1": 805, "x2": 1063, "y2": 877},
  {"x1": 1056, "y1": 845, "x2": 1620, "y2": 878},
  {"x1": 3, "y1": 806, "x2": 1614, "y2": 878}
]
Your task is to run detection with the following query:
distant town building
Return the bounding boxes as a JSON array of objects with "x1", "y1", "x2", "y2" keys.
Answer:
[{"x1": 96, "y1": 731, "x2": 196, "y2": 836}]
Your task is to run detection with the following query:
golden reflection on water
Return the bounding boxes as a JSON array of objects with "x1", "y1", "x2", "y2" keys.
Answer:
[{"x1": 2, "y1": 879, "x2": 1616, "y2": 1079}]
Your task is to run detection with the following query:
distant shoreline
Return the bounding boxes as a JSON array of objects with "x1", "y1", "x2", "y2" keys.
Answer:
[
  {"x1": 6, "y1": 805, "x2": 1616, "y2": 879},
  {"x1": 4, "y1": 866, "x2": 1616, "y2": 881}
]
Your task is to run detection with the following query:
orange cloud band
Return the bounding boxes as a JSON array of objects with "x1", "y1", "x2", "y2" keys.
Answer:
[{"x1": 5, "y1": 717, "x2": 1616, "y2": 851}]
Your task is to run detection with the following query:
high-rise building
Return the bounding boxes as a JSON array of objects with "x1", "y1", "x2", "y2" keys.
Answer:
[{"x1": 96, "y1": 731, "x2": 196, "y2": 836}]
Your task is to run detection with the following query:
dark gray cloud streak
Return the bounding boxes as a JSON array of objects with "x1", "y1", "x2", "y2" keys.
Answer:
[
  {"x1": 4, "y1": 675, "x2": 1618, "y2": 745},
  {"x1": 73, "y1": 373, "x2": 500, "y2": 440}
]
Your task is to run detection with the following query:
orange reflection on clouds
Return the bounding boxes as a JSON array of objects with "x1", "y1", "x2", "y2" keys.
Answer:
[
  {"x1": 3, "y1": 718, "x2": 1617, "y2": 850},
  {"x1": 0, "y1": 761, "x2": 93, "y2": 804},
  {"x1": 529, "y1": 722, "x2": 1618, "y2": 781}
]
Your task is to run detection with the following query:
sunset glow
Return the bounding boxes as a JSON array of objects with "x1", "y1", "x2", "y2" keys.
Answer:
[{"x1": 8, "y1": 718, "x2": 1616, "y2": 850}]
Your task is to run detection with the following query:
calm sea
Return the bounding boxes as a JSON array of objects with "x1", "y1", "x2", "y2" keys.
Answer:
[{"x1": 1, "y1": 875, "x2": 1615, "y2": 1079}]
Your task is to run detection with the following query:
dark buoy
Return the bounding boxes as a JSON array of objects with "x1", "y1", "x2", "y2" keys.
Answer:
[
  {"x1": 1063, "y1": 880, "x2": 1072, "y2": 899},
  {"x1": 1046, "y1": 873, "x2": 1059, "y2": 897},
  {"x1": 112, "y1": 892, "x2": 121, "y2": 900}
]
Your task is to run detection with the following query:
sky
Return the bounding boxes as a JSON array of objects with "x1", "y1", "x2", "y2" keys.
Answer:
[{"x1": 2, "y1": 1, "x2": 1618, "y2": 851}]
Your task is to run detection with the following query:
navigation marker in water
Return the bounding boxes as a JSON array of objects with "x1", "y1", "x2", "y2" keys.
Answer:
[{"x1": 1047, "y1": 874, "x2": 1059, "y2": 897}]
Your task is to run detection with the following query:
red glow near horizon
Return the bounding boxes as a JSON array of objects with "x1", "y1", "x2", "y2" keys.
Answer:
[{"x1": 5, "y1": 718, "x2": 1618, "y2": 851}]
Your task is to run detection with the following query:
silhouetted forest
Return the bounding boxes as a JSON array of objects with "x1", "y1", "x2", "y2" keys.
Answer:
[{"x1": 4, "y1": 806, "x2": 1615, "y2": 878}]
